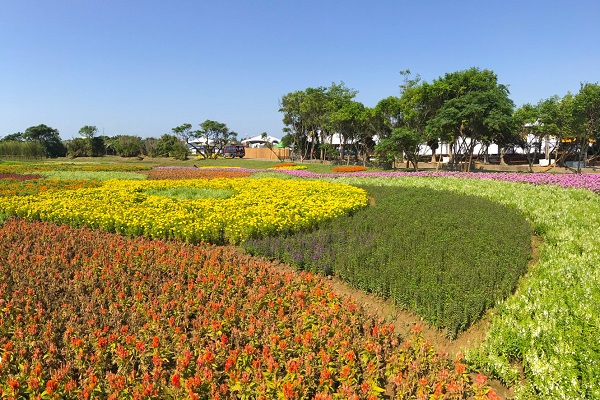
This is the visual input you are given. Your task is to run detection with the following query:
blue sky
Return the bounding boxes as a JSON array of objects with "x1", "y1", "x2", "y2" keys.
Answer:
[{"x1": 1, "y1": 0, "x2": 598, "y2": 140}]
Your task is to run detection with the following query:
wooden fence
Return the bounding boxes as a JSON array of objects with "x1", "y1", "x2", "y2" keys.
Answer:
[{"x1": 244, "y1": 147, "x2": 290, "y2": 160}]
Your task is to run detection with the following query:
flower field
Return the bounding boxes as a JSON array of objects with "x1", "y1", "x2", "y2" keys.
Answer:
[
  {"x1": 332, "y1": 175, "x2": 600, "y2": 398},
  {"x1": 1, "y1": 162, "x2": 599, "y2": 398},
  {"x1": 0, "y1": 177, "x2": 367, "y2": 244},
  {"x1": 0, "y1": 219, "x2": 493, "y2": 399},
  {"x1": 244, "y1": 185, "x2": 532, "y2": 339}
]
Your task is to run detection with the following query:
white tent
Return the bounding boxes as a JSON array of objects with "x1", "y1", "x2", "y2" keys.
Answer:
[{"x1": 241, "y1": 135, "x2": 281, "y2": 148}]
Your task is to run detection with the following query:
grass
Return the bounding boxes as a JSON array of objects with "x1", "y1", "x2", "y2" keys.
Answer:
[{"x1": 143, "y1": 186, "x2": 237, "y2": 200}]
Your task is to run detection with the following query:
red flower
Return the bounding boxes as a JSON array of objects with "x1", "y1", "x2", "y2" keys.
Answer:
[{"x1": 171, "y1": 373, "x2": 181, "y2": 387}]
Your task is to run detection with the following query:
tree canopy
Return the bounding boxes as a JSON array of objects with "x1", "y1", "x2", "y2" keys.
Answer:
[{"x1": 23, "y1": 124, "x2": 66, "y2": 158}]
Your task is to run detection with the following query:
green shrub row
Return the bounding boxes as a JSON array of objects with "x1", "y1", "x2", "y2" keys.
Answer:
[
  {"x1": 0, "y1": 140, "x2": 46, "y2": 159},
  {"x1": 244, "y1": 185, "x2": 532, "y2": 338}
]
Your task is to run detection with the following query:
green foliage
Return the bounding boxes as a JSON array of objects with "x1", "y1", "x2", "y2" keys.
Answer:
[
  {"x1": 143, "y1": 186, "x2": 237, "y2": 200},
  {"x1": 66, "y1": 137, "x2": 105, "y2": 158},
  {"x1": 196, "y1": 119, "x2": 237, "y2": 157},
  {"x1": 244, "y1": 185, "x2": 532, "y2": 338},
  {"x1": 0, "y1": 140, "x2": 46, "y2": 159},
  {"x1": 78, "y1": 125, "x2": 98, "y2": 140},
  {"x1": 112, "y1": 135, "x2": 144, "y2": 157},
  {"x1": 279, "y1": 82, "x2": 360, "y2": 161},
  {"x1": 154, "y1": 134, "x2": 188, "y2": 159},
  {"x1": 66, "y1": 138, "x2": 88, "y2": 158},
  {"x1": 23, "y1": 124, "x2": 67, "y2": 158},
  {"x1": 0, "y1": 132, "x2": 24, "y2": 142}
]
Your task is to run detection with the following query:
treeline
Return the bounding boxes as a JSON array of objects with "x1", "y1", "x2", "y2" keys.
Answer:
[
  {"x1": 280, "y1": 67, "x2": 600, "y2": 172},
  {"x1": 1, "y1": 119, "x2": 240, "y2": 161}
]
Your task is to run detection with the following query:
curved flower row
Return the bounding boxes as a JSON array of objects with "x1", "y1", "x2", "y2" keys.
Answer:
[
  {"x1": 152, "y1": 166, "x2": 600, "y2": 193},
  {"x1": 276, "y1": 169, "x2": 600, "y2": 193},
  {"x1": 0, "y1": 177, "x2": 367, "y2": 244}
]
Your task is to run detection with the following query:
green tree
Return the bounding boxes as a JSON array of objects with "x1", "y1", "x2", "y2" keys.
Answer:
[
  {"x1": 279, "y1": 82, "x2": 358, "y2": 162},
  {"x1": 425, "y1": 68, "x2": 514, "y2": 171},
  {"x1": 1, "y1": 132, "x2": 24, "y2": 142},
  {"x1": 197, "y1": 120, "x2": 236, "y2": 158},
  {"x1": 279, "y1": 90, "x2": 308, "y2": 161},
  {"x1": 155, "y1": 134, "x2": 188, "y2": 159},
  {"x1": 66, "y1": 138, "x2": 88, "y2": 158},
  {"x1": 77, "y1": 125, "x2": 103, "y2": 157},
  {"x1": 23, "y1": 124, "x2": 66, "y2": 158},
  {"x1": 513, "y1": 103, "x2": 543, "y2": 171},
  {"x1": 375, "y1": 128, "x2": 423, "y2": 170},
  {"x1": 172, "y1": 123, "x2": 193, "y2": 143},
  {"x1": 574, "y1": 82, "x2": 600, "y2": 172},
  {"x1": 329, "y1": 100, "x2": 366, "y2": 164},
  {"x1": 78, "y1": 125, "x2": 98, "y2": 140},
  {"x1": 372, "y1": 71, "x2": 432, "y2": 171},
  {"x1": 113, "y1": 135, "x2": 144, "y2": 157},
  {"x1": 143, "y1": 137, "x2": 160, "y2": 157}
]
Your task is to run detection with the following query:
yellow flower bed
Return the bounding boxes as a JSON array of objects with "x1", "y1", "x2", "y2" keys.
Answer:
[{"x1": 0, "y1": 178, "x2": 367, "y2": 244}]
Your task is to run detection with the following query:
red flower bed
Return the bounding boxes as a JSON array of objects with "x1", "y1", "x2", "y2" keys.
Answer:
[
  {"x1": 0, "y1": 173, "x2": 42, "y2": 181},
  {"x1": 332, "y1": 166, "x2": 367, "y2": 173},
  {"x1": 0, "y1": 219, "x2": 494, "y2": 399},
  {"x1": 144, "y1": 169, "x2": 251, "y2": 180}
]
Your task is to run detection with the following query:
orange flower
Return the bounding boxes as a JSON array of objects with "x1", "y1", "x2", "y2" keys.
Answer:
[{"x1": 171, "y1": 373, "x2": 181, "y2": 387}]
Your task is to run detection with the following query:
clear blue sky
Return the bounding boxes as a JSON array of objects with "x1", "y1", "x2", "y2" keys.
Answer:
[{"x1": 1, "y1": 0, "x2": 598, "y2": 140}]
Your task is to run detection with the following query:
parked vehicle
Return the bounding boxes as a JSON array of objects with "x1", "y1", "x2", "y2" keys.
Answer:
[{"x1": 222, "y1": 145, "x2": 245, "y2": 158}]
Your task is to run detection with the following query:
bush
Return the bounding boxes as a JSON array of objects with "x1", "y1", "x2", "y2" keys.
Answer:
[
  {"x1": 66, "y1": 138, "x2": 88, "y2": 158},
  {"x1": 0, "y1": 141, "x2": 46, "y2": 159},
  {"x1": 113, "y1": 135, "x2": 143, "y2": 157}
]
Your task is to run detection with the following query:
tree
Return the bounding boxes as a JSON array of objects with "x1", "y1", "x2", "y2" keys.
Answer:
[
  {"x1": 329, "y1": 100, "x2": 366, "y2": 164},
  {"x1": 375, "y1": 128, "x2": 422, "y2": 170},
  {"x1": 197, "y1": 120, "x2": 236, "y2": 158},
  {"x1": 172, "y1": 123, "x2": 193, "y2": 143},
  {"x1": 112, "y1": 135, "x2": 144, "y2": 157},
  {"x1": 143, "y1": 137, "x2": 160, "y2": 158},
  {"x1": 23, "y1": 124, "x2": 66, "y2": 158},
  {"x1": 574, "y1": 82, "x2": 600, "y2": 172},
  {"x1": 513, "y1": 103, "x2": 543, "y2": 171},
  {"x1": 155, "y1": 134, "x2": 188, "y2": 159},
  {"x1": 66, "y1": 138, "x2": 88, "y2": 158},
  {"x1": 279, "y1": 82, "x2": 358, "y2": 162},
  {"x1": 1, "y1": 132, "x2": 24, "y2": 142},
  {"x1": 79, "y1": 125, "x2": 98, "y2": 140},
  {"x1": 280, "y1": 90, "x2": 308, "y2": 161},
  {"x1": 372, "y1": 71, "x2": 432, "y2": 171},
  {"x1": 76, "y1": 125, "x2": 103, "y2": 157},
  {"x1": 425, "y1": 68, "x2": 514, "y2": 171}
]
